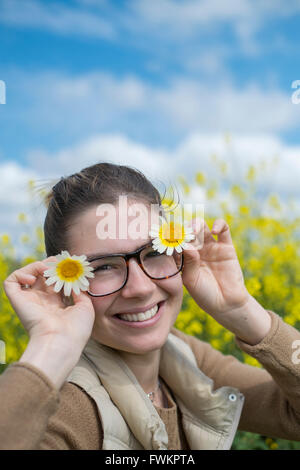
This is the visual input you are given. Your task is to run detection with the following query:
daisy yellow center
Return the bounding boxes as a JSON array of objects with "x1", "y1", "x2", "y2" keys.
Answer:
[
  {"x1": 159, "y1": 222, "x2": 185, "y2": 247},
  {"x1": 56, "y1": 259, "x2": 84, "y2": 282}
]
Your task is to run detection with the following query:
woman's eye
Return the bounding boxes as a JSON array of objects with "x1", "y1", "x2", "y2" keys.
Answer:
[
  {"x1": 146, "y1": 251, "x2": 162, "y2": 258},
  {"x1": 93, "y1": 264, "x2": 113, "y2": 272}
]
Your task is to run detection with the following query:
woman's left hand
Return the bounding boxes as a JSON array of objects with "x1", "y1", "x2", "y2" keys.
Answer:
[{"x1": 182, "y1": 218, "x2": 271, "y2": 343}]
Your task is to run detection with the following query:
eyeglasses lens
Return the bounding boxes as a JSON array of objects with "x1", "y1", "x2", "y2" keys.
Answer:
[{"x1": 88, "y1": 246, "x2": 182, "y2": 296}]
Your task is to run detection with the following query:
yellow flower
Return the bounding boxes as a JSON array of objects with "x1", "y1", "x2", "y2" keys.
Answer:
[
  {"x1": 1, "y1": 234, "x2": 10, "y2": 245},
  {"x1": 43, "y1": 251, "x2": 95, "y2": 296},
  {"x1": 18, "y1": 213, "x2": 27, "y2": 223},
  {"x1": 195, "y1": 172, "x2": 206, "y2": 185},
  {"x1": 21, "y1": 234, "x2": 30, "y2": 244},
  {"x1": 149, "y1": 215, "x2": 195, "y2": 256}
]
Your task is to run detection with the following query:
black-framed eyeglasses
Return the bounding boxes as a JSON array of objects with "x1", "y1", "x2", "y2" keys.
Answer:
[{"x1": 86, "y1": 242, "x2": 184, "y2": 297}]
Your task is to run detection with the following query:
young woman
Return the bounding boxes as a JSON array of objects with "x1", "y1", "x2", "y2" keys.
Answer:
[{"x1": 1, "y1": 162, "x2": 300, "y2": 450}]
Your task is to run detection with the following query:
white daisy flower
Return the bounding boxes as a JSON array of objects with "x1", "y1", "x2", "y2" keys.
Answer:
[
  {"x1": 43, "y1": 250, "x2": 95, "y2": 296},
  {"x1": 149, "y1": 215, "x2": 195, "y2": 256}
]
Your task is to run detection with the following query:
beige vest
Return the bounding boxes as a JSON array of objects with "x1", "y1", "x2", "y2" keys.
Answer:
[{"x1": 67, "y1": 333, "x2": 244, "y2": 450}]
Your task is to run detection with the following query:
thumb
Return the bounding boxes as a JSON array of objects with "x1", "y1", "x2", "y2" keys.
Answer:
[
  {"x1": 72, "y1": 290, "x2": 94, "y2": 309},
  {"x1": 181, "y1": 217, "x2": 203, "y2": 268},
  {"x1": 182, "y1": 243, "x2": 200, "y2": 269},
  {"x1": 63, "y1": 290, "x2": 94, "y2": 313}
]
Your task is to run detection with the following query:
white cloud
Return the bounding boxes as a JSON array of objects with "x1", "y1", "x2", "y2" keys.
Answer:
[
  {"x1": 1, "y1": 0, "x2": 299, "y2": 52},
  {"x1": 0, "y1": 0, "x2": 115, "y2": 39},
  {"x1": 26, "y1": 131, "x2": 300, "y2": 199},
  {"x1": 7, "y1": 69, "x2": 300, "y2": 141},
  {"x1": 0, "y1": 161, "x2": 37, "y2": 205},
  {"x1": 129, "y1": 0, "x2": 254, "y2": 30},
  {"x1": 3, "y1": 131, "x2": 300, "y2": 257},
  {"x1": 0, "y1": 161, "x2": 43, "y2": 256},
  {"x1": 27, "y1": 133, "x2": 170, "y2": 180},
  {"x1": 54, "y1": 73, "x2": 147, "y2": 110},
  {"x1": 127, "y1": 0, "x2": 300, "y2": 50}
]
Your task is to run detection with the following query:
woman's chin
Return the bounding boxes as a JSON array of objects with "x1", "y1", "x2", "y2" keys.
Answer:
[{"x1": 117, "y1": 335, "x2": 168, "y2": 355}]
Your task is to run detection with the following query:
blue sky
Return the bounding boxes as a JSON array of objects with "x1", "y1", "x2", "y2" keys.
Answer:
[
  {"x1": 0, "y1": 0, "x2": 300, "y2": 253},
  {"x1": 0, "y1": 0, "x2": 300, "y2": 160}
]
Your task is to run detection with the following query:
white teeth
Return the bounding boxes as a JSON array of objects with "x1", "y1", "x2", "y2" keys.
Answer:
[{"x1": 119, "y1": 304, "x2": 159, "y2": 322}]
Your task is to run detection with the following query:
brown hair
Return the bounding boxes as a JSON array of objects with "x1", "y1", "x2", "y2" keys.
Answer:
[{"x1": 43, "y1": 162, "x2": 163, "y2": 256}]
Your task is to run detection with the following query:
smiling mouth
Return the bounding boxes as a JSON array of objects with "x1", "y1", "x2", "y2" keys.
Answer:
[{"x1": 114, "y1": 302, "x2": 163, "y2": 323}]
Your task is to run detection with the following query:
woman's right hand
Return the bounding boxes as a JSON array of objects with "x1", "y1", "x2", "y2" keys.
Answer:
[
  {"x1": 3, "y1": 257, "x2": 96, "y2": 388},
  {"x1": 4, "y1": 257, "x2": 95, "y2": 344}
]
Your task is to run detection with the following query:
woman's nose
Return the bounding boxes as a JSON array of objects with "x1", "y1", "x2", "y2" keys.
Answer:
[{"x1": 120, "y1": 258, "x2": 155, "y2": 298}]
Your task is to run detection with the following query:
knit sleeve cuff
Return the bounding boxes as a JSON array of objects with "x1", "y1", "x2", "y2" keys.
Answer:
[
  {"x1": 235, "y1": 310, "x2": 300, "y2": 378},
  {"x1": 235, "y1": 310, "x2": 280, "y2": 355}
]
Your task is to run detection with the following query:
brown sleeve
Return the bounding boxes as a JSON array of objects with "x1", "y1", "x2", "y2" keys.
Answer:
[
  {"x1": 38, "y1": 381, "x2": 103, "y2": 450},
  {"x1": 0, "y1": 362, "x2": 103, "y2": 450},
  {"x1": 0, "y1": 362, "x2": 60, "y2": 449},
  {"x1": 171, "y1": 310, "x2": 300, "y2": 441}
]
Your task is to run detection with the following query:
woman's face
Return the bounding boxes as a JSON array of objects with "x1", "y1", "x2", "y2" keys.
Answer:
[{"x1": 67, "y1": 200, "x2": 183, "y2": 355}]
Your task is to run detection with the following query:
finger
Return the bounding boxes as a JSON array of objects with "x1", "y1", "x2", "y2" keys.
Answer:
[
  {"x1": 185, "y1": 219, "x2": 215, "y2": 252},
  {"x1": 191, "y1": 217, "x2": 204, "y2": 234},
  {"x1": 191, "y1": 218, "x2": 214, "y2": 241},
  {"x1": 203, "y1": 220, "x2": 217, "y2": 243},
  {"x1": 211, "y1": 219, "x2": 233, "y2": 244},
  {"x1": 185, "y1": 218, "x2": 204, "y2": 251},
  {"x1": 4, "y1": 260, "x2": 55, "y2": 297},
  {"x1": 72, "y1": 290, "x2": 94, "y2": 309}
]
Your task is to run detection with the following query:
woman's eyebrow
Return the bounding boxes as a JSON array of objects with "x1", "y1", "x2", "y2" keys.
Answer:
[
  {"x1": 86, "y1": 251, "x2": 108, "y2": 261},
  {"x1": 86, "y1": 241, "x2": 152, "y2": 261}
]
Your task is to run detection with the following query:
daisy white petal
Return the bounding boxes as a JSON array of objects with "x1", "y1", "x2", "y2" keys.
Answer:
[
  {"x1": 152, "y1": 239, "x2": 162, "y2": 247},
  {"x1": 54, "y1": 280, "x2": 64, "y2": 293},
  {"x1": 149, "y1": 211, "x2": 198, "y2": 256},
  {"x1": 180, "y1": 242, "x2": 190, "y2": 249},
  {"x1": 175, "y1": 245, "x2": 183, "y2": 253},
  {"x1": 78, "y1": 276, "x2": 89, "y2": 286},
  {"x1": 166, "y1": 246, "x2": 174, "y2": 256},
  {"x1": 61, "y1": 250, "x2": 71, "y2": 257},
  {"x1": 55, "y1": 253, "x2": 66, "y2": 261},
  {"x1": 185, "y1": 234, "x2": 196, "y2": 241},
  {"x1": 43, "y1": 268, "x2": 56, "y2": 277},
  {"x1": 43, "y1": 250, "x2": 95, "y2": 296},
  {"x1": 85, "y1": 271, "x2": 95, "y2": 278},
  {"x1": 72, "y1": 281, "x2": 81, "y2": 296},
  {"x1": 45, "y1": 276, "x2": 59, "y2": 286},
  {"x1": 64, "y1": 281, "x2": 72, "y2": 297},
  {"x1": 149, "y1": 230, "x2": 159, "y2": 238},
  {"x1": 78, "y1": 279, "x2": 89, "y2": 290}
]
